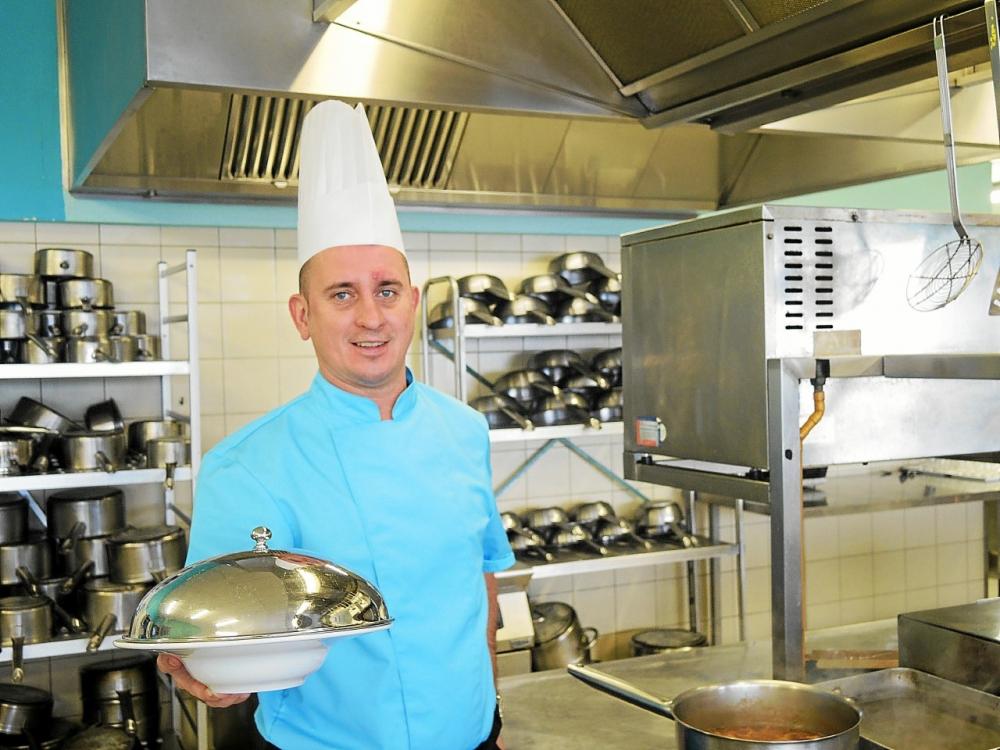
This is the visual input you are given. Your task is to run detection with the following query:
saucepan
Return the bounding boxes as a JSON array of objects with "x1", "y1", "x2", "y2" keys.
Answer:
[
  {"x1": 428, "y1": 298, "x2": 502, "y2": 329},
  {"x1": 457, "y1": 274, "x2": 513, "y2": 306},
  {"x1": 60, "y1": 535, "x2": 113, "y2": 579},
  {"x1": 108, "y1": 335, "x2": 138, "y2": 363},
  {"x1": 505, "y1": 526, "x2": 554, "y2": 562},
  {"x1": 527, "y1": 350, "x2": 610, "y2": 389},
  {"x1": 106, "y1": 525, "x2": 186, "y2": 585},
  {"x1": 0, "y1": 435, "x2": 33, "y2": 477},
  {"x1": 48, "y1": 487, "x2": 125, "y2": 540},
  {"x1": 15, "y1": 567, "x2": 86, "y2": 635},
  {"x1": 635, "y1": 502, "x2": 696, "y2": 547},
  {"x1": 0, "y1": 537, "x2": 51, "y2": 587},
  {"x1": 592, "y1": 517, "x2": 653, "y2": 550},
  {"x1": 61, "y1": 309, "x2": 112, "y2": 338},
  {"x1": 9, "y1": 398, "x2": 78, "y2": 435},
  {"x1": 146, "y1": 436, "x2": 190, "y2": 489},
  {"x1": 494, "y1": 295, "x2": 556, "y2": 326},
  {"x1": 64, "y1": 336, "x2": 115, "y2": 364},
  {"x1": 23, "y1": 336, "x2": 63, "y2": 364},
  {"x1": 545, "y1": 523, "x2": 607, "y2": 556},
  {"x1": 0, "y1": 275, "x2": 44, "y2": 308},
  {"x1": 0, "y1": 340, "x2": 18, "y2": 364},
  {"x1": 519, "y1": 274, "x2": 599, "y2": 307},
  {"x1": 0, "y1": 682, "x2": 53, "y2": 738},
  {"x1": 33, "y1": 310, "x2": 62, "y2": 337},
  {"x1": 567, "y1": 665, "x2": 861, "y2": 749},
  {"x1": 34, "y1": 248, "x2": 94, "y2": 279},
  {"x1": 0, "y1": 496, "x2": 27, "y2": 546},
  {"x1": 133, "y1": 334, "x2": 161, "y2": 361},
  {"x1": 110, "y1": 310, "x2": 146, "y2": 336},
  {"x1": 85, "y1": 400, "x2": 124, "y2": 433},
  {"x1": 83, "y1": 580, "x2": 149, "y2": 652},
  {"x1": 127, "y1": 419, "x2": 186, "y2": 455},
  {"x1": 470, "y1": 395, "x2": 533, "y2": 431},
  {"x1": 58, "y1": 431, "x2": 127, "y2": 473},
  {"x1": 569, "y1": 501, "x2": 615, "y2": 528},
  {"x1": 523, "y1": 506, "x2": 569, "y2": 532}
]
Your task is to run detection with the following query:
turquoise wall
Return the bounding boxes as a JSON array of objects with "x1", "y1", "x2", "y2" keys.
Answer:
[{"x1": 0, "y1": 2, "x2": 995, "y2": 233}]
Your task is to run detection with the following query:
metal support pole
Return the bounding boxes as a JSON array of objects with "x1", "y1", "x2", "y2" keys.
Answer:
[
  {"x1": 735, "y1": 498, "x2": 748, "y2": 641},
  {"x1": 494, "y1": 440, "x2": 558, "y2": 498},
  {"x1": 559, "y1": 439, "x2": 650, "y2": 502},
  {"x1": 685, "y1": 490, "x2": 701, "y2": 634},
  {"x1": 708, "y1": 504, "x2": 722, "y2": 645},
  {"x1": 420, "y1": 277, "x2": 464, "y2": 398},
  {"x1": 767, "y1": 359, "x2": 805, "y2": 681}
]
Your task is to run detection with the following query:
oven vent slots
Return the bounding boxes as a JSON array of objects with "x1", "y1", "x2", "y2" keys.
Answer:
[
  {"x1": 779, "y1": 223, "x2": 837, "y2": 331},
  {"x1": 220, "y1": 95, "x2": 469, "y2": 190}
]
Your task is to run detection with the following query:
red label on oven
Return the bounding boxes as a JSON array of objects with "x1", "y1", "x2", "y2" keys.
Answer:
[{"x1": 635, "y1": 416, "x2": 662, "y2": 447}]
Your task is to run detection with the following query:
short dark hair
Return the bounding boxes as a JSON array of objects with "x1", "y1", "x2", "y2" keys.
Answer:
[{"x1": 298, "y1": 252, "x2": 412, "y2": 295}]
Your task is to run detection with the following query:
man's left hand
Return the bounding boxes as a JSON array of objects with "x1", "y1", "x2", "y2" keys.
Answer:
[{"x1": 496, "y1": 736, "x2": 507, "y2": 750}]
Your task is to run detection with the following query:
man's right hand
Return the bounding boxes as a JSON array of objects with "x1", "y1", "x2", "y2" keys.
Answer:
[{"x1": 157, "y1": 653, "x2": 252, "y2": 708}]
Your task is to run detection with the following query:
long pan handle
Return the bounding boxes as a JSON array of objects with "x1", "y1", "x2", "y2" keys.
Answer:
[
  {"x1": 567, "y1": 664, "x2": 676, "y2": 720},
  {"x1": 933, "y1": 15, "x2": 970, "y2": 241}
]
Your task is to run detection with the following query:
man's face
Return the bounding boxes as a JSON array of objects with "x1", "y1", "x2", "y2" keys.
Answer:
[{"x1": 289, "y1": 245, "x2": 419, "y2": 397}]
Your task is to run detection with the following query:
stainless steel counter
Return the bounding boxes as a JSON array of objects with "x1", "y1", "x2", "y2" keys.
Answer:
[{"x1": 499, "y1": 620, "x2": 898, "y2": 749}]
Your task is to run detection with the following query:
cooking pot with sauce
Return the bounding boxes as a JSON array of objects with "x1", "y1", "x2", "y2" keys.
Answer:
[{"x1": 568, "y1": 664, "x2": 860, "y2": 749}]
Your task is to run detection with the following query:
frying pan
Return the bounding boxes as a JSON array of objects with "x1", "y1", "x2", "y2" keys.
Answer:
[
  {"x1": 470, "y1": 395, "x2": 534, "y2": 431},
  {"x1": 590, "y1": 275, "x2": 622, "y2": 314},
  {"x1": 527, "y1": 350, "x2": 610, "y2": 389},
  {"x1": 548, "y1": 252, "x2": 618, "y2": 286},
  {"x1": 545, "y1": 523, "x2": 608, "y2": 556},
  {"x1": 592, "y1": 388, "x2": 623, "y2": 423},
  {"x1": 494, "y1": 295, "x2": 556, "y2": 326},
  {"x1": 557, "y1": 297, "x2": 617, "y2": 323},
  {"x1": 457, "y1": 274, "x2": 514, "y2": 306},
  {"x1": 531, "y1": 394, "x2": 601, "y2": 429},
  {"x1": 492, "y1": 370, "x2": 560, "y2": 405},
  {"x1": 428, "y1": 298, "x2": 501, "y2": 328},
  {"x1": 592, "y1": 517, "x2": 653, "y2": 550},
  {"x1": 591, "y1": 348, "x2": 622, "y2": 385},
  {"x1": 518, "y1": 274, "x2": 599, "y2": 306}
]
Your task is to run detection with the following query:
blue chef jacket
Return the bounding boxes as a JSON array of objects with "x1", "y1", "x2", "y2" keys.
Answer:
[{"x1": 186, "y1": 371, "x2": 515, "y2": 750}]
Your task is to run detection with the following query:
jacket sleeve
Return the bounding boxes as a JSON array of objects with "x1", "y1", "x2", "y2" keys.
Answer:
[
  {"x1": 476, "y1": 425, "x2": 515, "y2": 574},
  {"x1": 186, "y1": 451, "x2": 299, "y2": 565}
]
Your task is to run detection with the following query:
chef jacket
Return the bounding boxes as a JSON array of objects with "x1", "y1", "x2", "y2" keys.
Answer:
[{"x1": 186, "y1": 371, "x2": 515, "y2": 750}]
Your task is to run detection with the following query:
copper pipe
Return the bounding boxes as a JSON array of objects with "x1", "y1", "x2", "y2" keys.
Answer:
[{"x1": 799, "y1": 391, "x2": 826, "y2": 441}]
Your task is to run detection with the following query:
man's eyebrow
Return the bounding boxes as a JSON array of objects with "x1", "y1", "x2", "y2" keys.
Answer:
[{"x1": 321, "y1": 281, "x2": 356, "y2": 294}]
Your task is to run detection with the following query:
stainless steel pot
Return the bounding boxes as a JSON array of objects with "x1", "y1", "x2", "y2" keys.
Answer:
[
  {"x1": 0, "y1": 683, "x2": 53, "y2": 737},
  {"x1": 0, "y1": 495, "x2": 27, "y2": 545},
  {"x1": 58, "y1": 430, "x2": 127, "y2": 473},
  {"x1": 531, "y1": 602, "x2": 598, "y2": 671},
  {"x1": 0, "y1": 340, "x2": 19, "y2": 364},
  {"x1": 57, "y1": 279, "x2": 114, "y2": 310},
  {"x1": 47, "y1": 487, "x2": 125, "y2": 540},
  {"x1": 146, "y1": 437, "x2": 190, "y2": 489},
  {"x1": 80, "y1": 654, "x2": 158, "y2": 701},
  {"x1": 0, "y1": 435, "x2": 33, "y2": 477},
  {"x1": 61, "y1": 309, "x2": 111, "y2": 337},
  {"x1": 61, "y1": 535, "x2": 113, "y2": 578},
  {"x1": 0, "y1": 596, "x2": 52, "y2": 646},
  {"x1": 127, "y1": 419, "x2": 185, "y2": 455},
  {"x1": 64, "y1": 336, "x2": 114, "y2": 364},
  {"x1": 569, "y1": 501, "x2": 616, "y2": 527},
  {"x1": 0, "y1": 310, "x2": 26, "y2": 340},
  {"x1": 523, "y1": 506, "x2": 569, "y2": 531},
  {"x1": 84, "y1": 400, "x2": 124, "y2": 433},
  {"x1": 14, "y1": 567, "x2": 86, "y2": 635},
  {"x1": 110, "y1": 310, "x2": 146, "y2": 336},
  {"x1": 0, "y1": 275, "x2": 43, "y2": 308},
  {"x1": 34, "y1": 310, "x2": 62, "y2": 337},
  {"x1": 34, "y1": 248, "x2": 94, "y2": 279},
  {"x1": 83, "y1": 580, "x2": 150, "y2": 651},
  {"x1": 107, "y1": 525, "x2": 186, "y2": 584},
  {"x1": 22, "y1": 336, "x2": 62, "y2": 364},
  {"x1": 108, "y1": 335, "x2": 137, "y2": 362},
  {"x1": 133, "y1": 334, "x2": 160, "y2": 361},
  {"x1": 8, "y1": 397, "x2": 77, "y2": 434},
  {"x1": 630, "y1": 628, "x2": 707, "y2": 656},
  {"x1": 568, "y1": 666, "x2": 861, "y2": 749},
  {"x1": 84, "y1": 690, "x2": 158, "y2": 744},
  {"x1": 0, "y1": 537, "x2": 51, "y2": 587}
]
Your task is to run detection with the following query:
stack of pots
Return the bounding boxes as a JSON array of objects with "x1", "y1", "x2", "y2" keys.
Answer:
[
  {"x1": 0, "y1": 494, "x2": 53, "y2": 673},
  {"x1": 0, "y1": 248, "x2": 160, "y2": 364},
  {"x1": 80, "y1": 655, "x2": 160, "y2": 745}
]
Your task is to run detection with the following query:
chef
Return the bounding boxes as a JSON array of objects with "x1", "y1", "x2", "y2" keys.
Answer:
[{"x1": 158, "y1": 100, "x2": 514, "y2": 750}]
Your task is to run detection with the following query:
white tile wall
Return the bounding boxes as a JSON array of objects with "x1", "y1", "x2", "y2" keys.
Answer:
[{"x1": 0, "y1": 221, "x2": 990, "y2": 697}]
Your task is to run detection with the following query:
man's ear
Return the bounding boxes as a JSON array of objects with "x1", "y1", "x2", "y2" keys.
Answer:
[{"x1": 288, "y1": 293, "x2": 311, "y2": 340}]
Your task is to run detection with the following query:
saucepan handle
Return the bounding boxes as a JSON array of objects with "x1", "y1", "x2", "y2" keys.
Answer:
[{"x1": 566, "y1": 663, "x2": 676, "y2": 720}]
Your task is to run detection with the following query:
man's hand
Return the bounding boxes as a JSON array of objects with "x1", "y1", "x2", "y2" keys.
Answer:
[
  {"x1": 496, "y1": 735, "x2": 507, "y2": 749},
  {"x1": 157, "y1": 653, "x2": 251, "y2": 708}
]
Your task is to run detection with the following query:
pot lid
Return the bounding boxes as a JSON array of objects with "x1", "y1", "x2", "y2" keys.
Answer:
[
  {"x1": 121, "y1": 527, "x2": 391, "y2": 644},
  {"x1": 0, "y1": 595, "x2": 47, "y2": 612},
  {"x1": 0, "y1": 683, "x2": 52, "y2": 706},
  {"x1": 632, "y1": 628, "x2": 707, "y2": 649},
  {"x1": 531, "y1": 601, "x2": 575, "y2": 644},
  {"x1": 49, "y1": 486, "x2": 123, "y2": 503},
  {"x1": 109, "y1": 524, "x2": 184, "y2": 544}
]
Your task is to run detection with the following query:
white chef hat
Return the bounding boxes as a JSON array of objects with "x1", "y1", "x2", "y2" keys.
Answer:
[{"x1": 297, "y1": 100, "x2": 405, "y2": 266}]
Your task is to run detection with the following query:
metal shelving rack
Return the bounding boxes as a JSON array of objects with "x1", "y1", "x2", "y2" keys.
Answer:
[
  {"x1": 419, "y1": 276, "x2": 746, "y2": 643},
  {"x1": 0, "y1": 250, "x2": 202, "y2": 665}
]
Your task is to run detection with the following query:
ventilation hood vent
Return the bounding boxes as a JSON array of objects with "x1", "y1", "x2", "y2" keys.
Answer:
[
  {"x1": 64, "y1": 0, "x2": 999, "y2": 212},
  {"x1": 219, "y1": 95, "x2": 468, "y2": 191}
]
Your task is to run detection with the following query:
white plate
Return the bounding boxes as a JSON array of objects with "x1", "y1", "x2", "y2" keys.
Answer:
[{"x1": 115, "y1": 622, "x2": 390, "y2": 693}]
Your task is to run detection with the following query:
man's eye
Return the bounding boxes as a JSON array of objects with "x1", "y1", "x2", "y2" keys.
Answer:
[
  {"x1": 333, "y1": 291, "x2": 351, "y2": 301},
  {"x1": 377, "y1": 289, "x2": 397, "y2": 298}
]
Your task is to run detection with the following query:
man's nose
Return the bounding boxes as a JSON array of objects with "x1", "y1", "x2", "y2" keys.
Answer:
[{"x1": 355, "y1": 294, "x2": 386, "y2": 329}]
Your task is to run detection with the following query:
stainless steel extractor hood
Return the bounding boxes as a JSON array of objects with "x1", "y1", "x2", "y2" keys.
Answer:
[{"x1": 61, "y1": 0, "x2": 999, "y2": 212}]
